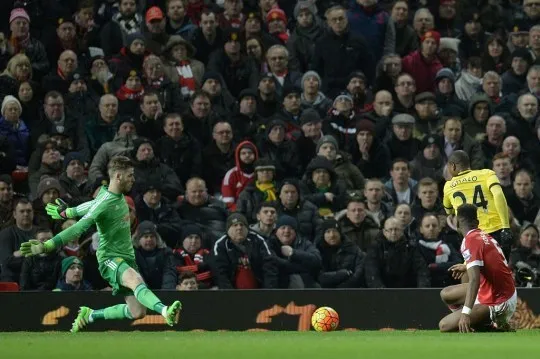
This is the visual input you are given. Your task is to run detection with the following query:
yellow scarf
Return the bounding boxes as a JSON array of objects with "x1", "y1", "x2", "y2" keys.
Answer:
[{"x1": 256, "y1": 181, "x2": 277, "y2": 201}]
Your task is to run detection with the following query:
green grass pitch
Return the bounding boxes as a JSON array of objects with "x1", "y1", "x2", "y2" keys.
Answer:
[{"x1": 2, "y1": 331, "x2": 539, "y2": 359}]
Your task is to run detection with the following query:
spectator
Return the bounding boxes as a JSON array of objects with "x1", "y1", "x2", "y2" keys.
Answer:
[
  {"x1": 363, "y1": 179, "x2": 393, "y2": 228},
  {"x1": 434, "y1": 68, "x2": 467, "y2": 117},
  {"x1": 301, "y1": 156, "x2": 348, "y2": 218},
  {"x1": 131, "y1": 137, "x2": 183, "y2": 201},
  {"x1": 132, "y1": 221, "x2": 172, "y2": 290},
  {"x1": 277, "y1": 178, "x2": 321, "y2": 241},
  {"x1": 336, "y1": 197, "x2": 380, "y2": 252},
  {"x1": 42, "y1": 50, "x2": 78, "y2": 94},
  {"x1": 410, "y1": 135, "x2": 445, "y2": 182},
  {"x1": 19, "y1": 228, "x2": 62, "y2": 291},
  {"x1": 507, "y1": 169, "x2": 540, "y2": 226},
  {"x1": 207, "y1": 27, "x2": 259, "y2": 98},
  {"x1": 165, "y1": 0, "x2": 197, "y2": 38},
  {"x1": 134, "y1": 91, "x2": 165, "y2": 142},
  {"x1": 411, "y1": 177, "x2": 444, "y2": 221},
  {"x1": 257, "y1": 73, "x2": 280, "y2": 119},
  {"x1": 266, "y1": 7, "x2": 289, "y2": 44},
  {"x1": 385, "y1": 158, "x2": 418, "y2": 206},
  {"x1": 0, "y1": 198, "x2": 36, "y2": 282},
  {"x1": 323, "y1": 93, "x2": 357, "y2": 150},
  {"x1": 296, "y1": 108, "x2": 323, "y2": 170},
  {"x1": 441, "y1": 117, "x2": 485, "y2": 170},
  {"x1": 394, "y1": 203, "x2": 418, "y2": 241},
  {"x1": 367, "y1": 91, "x2": 394, "y2": 139},
  {"x1": 417, "y1": 213, "x2": 461, "y2": 287},
  {"x1": 134, "y1": 182, "x2": 182, "y2": 249},
  {"x1": 365, "y1": 216, "x2": 431, "y2": 288},
  {"x1": 222, "y1": 141, "x2": 258, "y2": 211},
  {"x1": 316, "y1": 218, "x2": 365, "y2": 288},
  {"x1": 272, "y1": 86, "x2": 303, "y2": 139},
  {"x1": 116, "y1": 70, "x2": 145, "y2": 117},
  {"x1": 312, "y1": 5, "x2": 375, "y2": 97},
  {"x1": 481, "y1": 35, "x2": 510, "y2": 75},
  {"x1": 176, "y1": 271, "x2": 199, "y2": 290},
  {"x1": 402, "y1": 30, "x2": 443, "y2": 93},
  {"x1": 231, "y1": 89, "x2": 264, "y2": 142},
  {"x1": 88, "y1": 118, "x2": 137, "y2": 183},
  {"x1": 250, "y1": 201, "x2": 277, "y2": 238},
  {"x1": 492, "y1": 153, "x2": 514, "y2": 195},
  {"x1": 0, "y1": 175, "x2": 14, "y2": 229},
  {"x1": 142, "y1": 6, "x2": 170, "y2": 55},
  {"x1": 177, "y1": 177, "x2": 228, "y2": 245},
  {"x1": 412, "y1": 92, "x2": 442, "y2": 141},
  {"x1": 347, "y1": 0, "x2": 395, "y2": 62},
  {"x1": 386, "y1": 114, "x2": 421, "y2": 161},
  {"x1": 316, "y1": 135, "x2": 365, "y2": 192},
  {"x1": 28, "y1": 141, "x2": 62, "y2": 199},
  {"x1": 455, "y1": 56, "x2": 483, "y2": 101},
  {"x1": 86, "y1": 94, "x2": 121, "y2": 157},
  {"x1": 100, "y1": 0, "x2": 143, "y2": 57},
  {"x1": 201, "y1": 121, "x2": 236, "y2": 195},
  {"x1": 218, "y1": 0, "x2": 245, "y2": 30},
  {"x1": 54, "y1": 256, "x2": 92, "y2": 291},
  {"x1": 412, "y1": 8, "x2": 435, "y2": 39},
  {"x1": 300, "y1": 71, "x2": 331, "y2": 118},
  {"x1": 391, "y1": 1, "x2": 417, "y2": 57},
  {"x1": 191, "y1": 10, "x2": 223, "y2": 66},
  {"x1": 268, "y1": 215, "x2": 321, "y2": 288},
  {"x1": 510, "y1": 223, "x2": 540, "y2": 287},
  {"x1": 183, "y1": 91, "x2": 221, "y2": 147},
  {"x1": 162, "y1": 35, "x2": 204, "y2": 100},
  {"x1": 141, "y1": 55, "x2": 185, "y2": 114},
  {"x1": 257, "y1": 119, "x2": 301, "y2": 178},
  {"x1": 393, "y1": 73, "x2": 416, "y2": 114},
  {"x1": 462, "y1": 93, "x2": 493, "y2": 141},
  {"x1": 0, "y1": 54, "x2": 32, "y2": 101},
  {"x1": 32, "y1": 177, "x2": 65, "y2": 230},
  {"x1": 109, "y1": 33, "x2": 147, "y2": 80},
  {"x1": 211, "y1": 213, "x2": 277, "y2": 289},
  {"x1": 0, "y1": 7, "x2": 49, "y2": 79},
  {"x1": 59, "y1": 152, "x2": 89, "y2": 205},
  {"x1": 457, "y1": 10, "x2": 486, "y2": 61},
  {"x1": 287, "y1": 1, "x2": 324, "y2": 73},
  {"x1": 438, "y1": 37, "x2": 461, "y2": 75},
  {"x1": 65, "y1": 70, "x2": 100, "y2": 120},
  {"x1": 237, "y1": 158, "x2": 277, "y2": 222},
  {"x1": 157, "y1": 113, "x2": 202, "y2": 188},
  {"x1": 200, "y1": 72, "x2": 235, "y2": 118},
  {"x1": 502, "y1": 48, "x2": 533, "y2": 96},
  {"x1": 351, "y1": 119, "x2": 391, "y2": 180},
  {"x1": 0, "y1": 95, "x2": 29, "y2": 167}
]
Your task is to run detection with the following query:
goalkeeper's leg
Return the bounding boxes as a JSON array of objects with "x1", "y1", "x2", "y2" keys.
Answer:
[
  {"x1": 71, "y1": 304, "x2": 134, "y2": 333},
  {"x1": 120, "y1": 266, "x2": 181, "y2": 326}
]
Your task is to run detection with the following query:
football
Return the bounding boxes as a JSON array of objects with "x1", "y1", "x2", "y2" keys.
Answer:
[{"x1": 311, "y1": 307, "x2": 339, "y2": 332}]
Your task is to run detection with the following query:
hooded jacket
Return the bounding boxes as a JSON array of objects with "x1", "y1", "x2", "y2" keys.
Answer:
[
  {"x1": 88, "y1": 132, "x2": 138, "y2": 182},
  {"x1": 301, "y1": 156, "x2": 348, "y2": 213},
  {"x1": 221, "y1": 141, "x2": 259, "y2": 210},
  {"x1": 462, "y1": 93, "x2": 494, "y2": 140}
]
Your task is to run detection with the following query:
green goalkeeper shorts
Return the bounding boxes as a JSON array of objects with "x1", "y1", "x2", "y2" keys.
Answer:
[{"x1": 99, "y1": 257, "x2": 140, "y2": 297}]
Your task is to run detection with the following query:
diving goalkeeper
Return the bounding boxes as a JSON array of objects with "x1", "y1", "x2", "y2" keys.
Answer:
[{"x1": 20, "y1": 156, "x2": 181, "y2": 333}]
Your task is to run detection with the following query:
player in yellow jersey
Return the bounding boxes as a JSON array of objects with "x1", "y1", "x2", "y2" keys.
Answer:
[{"x1": 443, "y1": 151, "x2": 513, "y2": 259}]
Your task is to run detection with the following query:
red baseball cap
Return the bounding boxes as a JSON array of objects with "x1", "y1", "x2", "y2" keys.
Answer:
[{"x1": 146, "y1": 6, "x2": 164, "y2": 23}]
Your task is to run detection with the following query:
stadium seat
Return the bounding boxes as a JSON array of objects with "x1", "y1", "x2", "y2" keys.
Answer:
[{"x1": 0, "y1": 282, "x2": 20, "y2": 292}]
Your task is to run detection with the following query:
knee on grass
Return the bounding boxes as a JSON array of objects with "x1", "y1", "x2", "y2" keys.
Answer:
[{"x1": 438, "y1": 318, "x2": 455, "y2": 333}]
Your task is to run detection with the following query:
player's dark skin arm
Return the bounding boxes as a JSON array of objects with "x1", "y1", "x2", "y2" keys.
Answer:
[{"x1": 459, "y1": 265, "x2": 481, "y2": 333}]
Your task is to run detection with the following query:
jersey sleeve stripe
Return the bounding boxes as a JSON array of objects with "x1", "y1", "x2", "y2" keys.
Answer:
[
  {"x1": 466, "y1": 260, "x2": 484, "y2": 269},
  {"x1": 84, "y1": 192, "x2": 111, "y2": 218},
  {"x1": 488, "y1": 182, "x2": 501, "y2": 190}
]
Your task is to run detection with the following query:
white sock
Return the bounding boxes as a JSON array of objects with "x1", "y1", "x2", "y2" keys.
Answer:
[{"x1": 161, "y1": 306, "x2": 168, "y2": 317}]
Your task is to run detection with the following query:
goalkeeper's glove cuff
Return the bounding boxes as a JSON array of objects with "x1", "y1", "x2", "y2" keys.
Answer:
[
  {"x1": 65, "y1": 208, "x2": 76, "y2": 219},
  {"x1": 43, "y1": 240, "x2": 56, "y2": 253}
]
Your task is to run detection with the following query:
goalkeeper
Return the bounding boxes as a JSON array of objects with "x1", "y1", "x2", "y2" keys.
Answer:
[{"x1": 20, "y1": 156, "x2": 181, "y2": 333}]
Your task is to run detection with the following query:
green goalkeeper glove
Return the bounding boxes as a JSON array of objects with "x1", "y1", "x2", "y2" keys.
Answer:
[
  {"x1": 46, "y1": 198, "x2": 69, "y2": 220},
  {"x1": 20, "y1": 240, "x2": 55, "y2": 257}
]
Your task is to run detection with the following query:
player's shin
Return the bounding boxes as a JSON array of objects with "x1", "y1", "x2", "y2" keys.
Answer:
[
  {"x1": 89, "y1": 304, "x2": 133, "y2": 322},
  {"x1": 133, "y1": 283, "x2": 167, "y2": 316}
]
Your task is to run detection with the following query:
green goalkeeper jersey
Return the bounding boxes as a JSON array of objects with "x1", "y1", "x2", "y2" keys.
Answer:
[{"x1": 49, "y1": 186, "x2": 135, "y2": 263}]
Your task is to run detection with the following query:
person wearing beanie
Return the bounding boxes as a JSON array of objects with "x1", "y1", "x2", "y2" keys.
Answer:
[
  {"x1": 162, "y1": 223, "x2": 213, "y2": 290},
  {"x1": 5, "y1": 7, "x2": 49, "y2": 79},
  {"x1": 116, "y1": 69, "x2": 145, "y2": 116},
  {"x1": 297, "y1": 107, "x2": 323, "y2": 159},
  {"x1": 207, "y1": 27, "x2": 258, "y2": 98},
  {"x1": 410, "y1": 134, "x2": 445, "y2": 182},
  {"x1": 109, "y1": 32, "x2": 147, "y2": 80},
  {"x1": 222, "y1": 141, "x2": 259, "y2": 210},
  {"x1": 438, "y1": 37, "x2": 461, "y2": 74},
  {"x1": 54, "y1": 255, "x2": 93, "y2": 291},
  {"x1": 316, "y1": 134, "x2": 366, "y2": 192},
  {"x1": 288, "y1": 1, "x2": 323, "y2": 73},
  {"x1": 345, "y1": 71, "x2": 373, "y2": 113},
  {"x1": 300, "y1": 71, "x2": 332, "y2": 118},
  {"x1": 434, "y1": 68, "x2": 467, "y2": 118},
  {"x1": 402, "y1": 30, "x2": 443, "y2": 93},
  {"x1": 131, "y1": 136, "x2": 183, "y2": 201},
  {"x1": 353, "y1": 117, "x2": 392, "y2": 179},
  {"x1": 212, "y1": 212, "x2": 277, "y2": 289},
  {"x1": 316, "y1": 217, "x2": 365, "y2": 288},
  {"x1": 237, "y1": 158, "x2": 279, "y2": 223},
  {"x1": 133, "y1": 220, "x2": 171, "y2": 290},
  {"x1": 99, "y1": 0, "x2": 143, "y2": 57},
  {"x1": 321, "y1": 92, "x2": 356, "y2": 150},
  {"x1": 259, "y1": 117, "x2": 302, "y2": 178},
  {"x1": 267, "y1": 7, "x2": 289, "y2": 44},
  {"x1": 267, "y1": 213, "x2": 322, "y2": 288},
  {"x1": 59, "y1": 152, "x2": 88, "y2": 204},
  {"x1": 33, "y1": 176, "x2": 66, "y2": 228},
  {"x1": 502, "y1": 48, "x2": 534, "y2": 96},
  {"x1": 0, "y1": 175, "x2": 14, "y2": 229},
  {"x1": 134, "y1": 179, "x2": 182, "y2": 248},
  {"x1": 0, "y1": 95, "x2": 30, "y2": 167},
  {"x1": 230, "y1": 88, "x2": 263, "y2": 141},
  {"x1": 302, "y1": 155, "x2": 348, "y2": 217}
]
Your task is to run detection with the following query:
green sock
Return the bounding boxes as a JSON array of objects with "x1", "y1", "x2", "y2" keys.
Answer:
[
  {"x1": 89, "y1": 304, "x2": 132, "y2": 322},
  {"x1": 134, "y1": 283, "x2": 166, "y2": 315}
]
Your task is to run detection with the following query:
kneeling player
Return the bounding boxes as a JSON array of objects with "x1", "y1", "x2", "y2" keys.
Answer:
[{"x1": 438, "y1": 204, "x2": 516, "y2": 333}]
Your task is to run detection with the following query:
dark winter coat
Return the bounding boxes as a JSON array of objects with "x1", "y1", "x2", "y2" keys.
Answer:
[
  {"x1": 287, "y1": 19, "x2": 325, "y2": 73},
  {"x1": 134, "y1": 246, "x2": 172, "y2": 290},
  {"x1": 267, "y1": 235, "x2": 322, "y2": 288},
  {"x1": 132, "y1": 158, "x2": 183, "y2": 201},
  {"x1": 364, "y1": 235, "x2": 431, "y2": 288},
  {"x1": 19, "y1": 253, "x2": 63, "y2": 290},
  {"x1": 417, "y1": 236, "x2": 462, "y2": 288},
  {"x1": 207, "y1": 50, "x2": 259, "y2": 98},
  {"x1": 211, "y1": 231, "x2": 278, "y2": 289},
  {"x1": 162, "y1": 249, "x2": 213, "y2": 289},
  {"x1": 156, "y1": 133, "x2": 202, "y2": 187},
  {"x1": 0, "y1": 117, "x2": 30, "y2": 166},
  {"x1": 277, "y1": 200, "x2": 321, "y2": 241},
  {"x1": 316, "y1": 237, "x2": 365, "y2": 288},
  {"x1": 177, "y1": 197, "x2": 228, "y2": 246},
  {"x1": 135, "y1": 198, "x2": 183, "y2": 249},
  {"x1": 338, "y1": 215, "x2": 380, "y2": 252}
]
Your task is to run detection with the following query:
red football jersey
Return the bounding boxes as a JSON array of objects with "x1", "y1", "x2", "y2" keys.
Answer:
[{"x1": 460, "y1": 229, "x2": 515, "y2": 306}]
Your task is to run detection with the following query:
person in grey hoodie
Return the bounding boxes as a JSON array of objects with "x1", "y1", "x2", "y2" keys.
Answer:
[{"x1": 300, "y1": 71, "x2": 332, "y2": 118}]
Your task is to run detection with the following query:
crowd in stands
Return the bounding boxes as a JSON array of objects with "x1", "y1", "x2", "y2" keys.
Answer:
[{"x1": 1, "y1": 0, "x2": 540, "y2": 291}]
